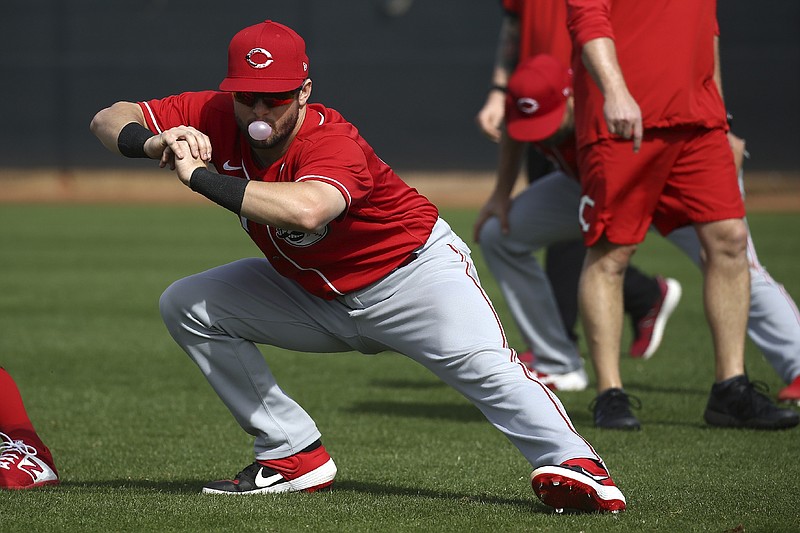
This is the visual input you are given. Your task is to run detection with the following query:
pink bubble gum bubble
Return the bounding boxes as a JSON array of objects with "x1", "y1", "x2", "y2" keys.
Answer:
[{"x1": 248, "y1": 121, "x2": 272, "y2": 141}]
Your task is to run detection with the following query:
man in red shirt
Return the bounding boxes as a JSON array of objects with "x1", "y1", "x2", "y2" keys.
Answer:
[
  {"x1": 475, "y1": 1, "x2": 676, "y2": 384},
  {"x1": 478, "y1": 53, "x2": 800, "y2": 429},
  {"x1": 91, "y1": 20, "x2": 626, "y2": 512},
  {"x1": 566, "y1": 0, "x2": 797, "y2": 429}
]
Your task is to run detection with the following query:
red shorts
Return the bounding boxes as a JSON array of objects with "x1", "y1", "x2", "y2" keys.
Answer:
[{"x1": 577, "y1": 127, "x2": 745, "y2": 246}]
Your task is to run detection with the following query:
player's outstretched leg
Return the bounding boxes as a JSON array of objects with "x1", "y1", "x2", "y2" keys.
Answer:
[
  {"x1": 531, "y1": 458, "x2": 626, "y2": 513},
  {"x1": 202, "y1": 440, "x2": 336, "y2": 495}
]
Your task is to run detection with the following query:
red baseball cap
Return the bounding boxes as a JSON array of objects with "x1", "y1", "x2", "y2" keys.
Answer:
[
  {"x1": 220, "y1": 20, "x2": 309, "y2": 93},
  {"x1": 505, "y1": 54, "x2": 573, "y2": 142}
]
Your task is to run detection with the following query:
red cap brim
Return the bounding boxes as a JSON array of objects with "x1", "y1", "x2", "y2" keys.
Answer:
[
  {"x1": 219, "y1": 76, "x2": 304, "y2": 93},
  {"x1": 506, "y1": 100, "x2": 566, "y2": 143}
]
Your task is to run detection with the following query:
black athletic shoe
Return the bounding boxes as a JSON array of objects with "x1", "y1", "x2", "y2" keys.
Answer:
[
  {"x1": 202, "y1": 440, "x2": 336, "y2": 495},
  {"x1": 704, "y1": 375, "x2": 800, "y2": 430},
  {"x1": 590, "y1": 388, "x2": 641, "y2": 430}
]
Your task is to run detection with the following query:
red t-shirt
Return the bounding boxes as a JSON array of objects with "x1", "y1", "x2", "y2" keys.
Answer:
[
  {"x1": 566, "y1": 0, "x2": 727, "y2": 149},
  {"x1": 139, "y1": 92, "x2": 438, "y2": 299},
  {"x1": 503, "y1": 0, "x2": 572, "y2": 66}
]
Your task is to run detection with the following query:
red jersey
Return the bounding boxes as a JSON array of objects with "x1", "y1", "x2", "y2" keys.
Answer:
[
  {"x1": 503, "y1": 0, "x2": 572, "y2": 66},
  {"x1": 566, "y1": 0, "x2": 727, "y2": 149},
  {"x1": 139, "y1": 92, "x2": 438, "y2": 299}
]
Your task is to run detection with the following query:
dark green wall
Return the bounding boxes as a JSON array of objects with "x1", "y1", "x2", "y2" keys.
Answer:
[{"x1": 1, "y1": 0, "x2": 797, "y2": 172}]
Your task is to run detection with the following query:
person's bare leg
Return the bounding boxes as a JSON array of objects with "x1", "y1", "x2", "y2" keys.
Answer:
[
  {"x1": 695, "y1": 219, "x2": 749, "y2": 381},
  {"x1": 579, "y1": 238, "x2": 638, "y2": 392}
]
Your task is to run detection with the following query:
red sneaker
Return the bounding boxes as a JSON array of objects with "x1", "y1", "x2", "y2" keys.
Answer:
[
  {"x1": 778, "y1": 375, "x2": 800, "y2": 406},
  {"x1": 531, "y1": 457, "x2": 626, "y2": 513},
  {"x1": 629, "y1": 277, "x2": 682, "y2": 359},
  {"x1": 0, "y1": 430, "x2": 59, "y2": 490},
  {"x1": 202, "y1": 440, "x2": 336, "y2": 495}
]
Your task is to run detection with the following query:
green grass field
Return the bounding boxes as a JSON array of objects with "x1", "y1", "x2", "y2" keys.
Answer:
[{"x1": 1, "y1": 204, "x2": 798, "y2": 532}]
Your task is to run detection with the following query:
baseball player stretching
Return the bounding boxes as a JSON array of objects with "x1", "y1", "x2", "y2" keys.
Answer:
[
  {"x1": 475, "y1": 54, "x2": 800, "y2": 426},
  {"x1": 90, "y1": 20, "x2": 626, "y2": 512}
]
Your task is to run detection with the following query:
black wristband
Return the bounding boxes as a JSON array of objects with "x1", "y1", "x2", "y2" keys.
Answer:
[
  {"x1": 189, "y1": 168, "x2": 248, "y2": 214},
  {"x1": 117, "y1": 122, "x2": 155, "y2": 158},
  {"x1": 489, "y1": 84, "x2": 507, "y2": 94}
]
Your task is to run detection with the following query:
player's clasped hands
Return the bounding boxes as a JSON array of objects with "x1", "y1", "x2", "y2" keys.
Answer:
[
  {"x1": 146, "y1": 125, "x2": 213, "y2": 169},
  {"x1": 169, "y1": 139, "x2": 208, "y2": 186}
]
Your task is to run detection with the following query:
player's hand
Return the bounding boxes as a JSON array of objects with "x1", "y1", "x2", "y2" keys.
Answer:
[
  {"x1": 170, "y1": 140, "x2": 208, "y2": 186},
  {"x1": 147, "y1": 125, "x2": 212, "y2": 167},
  {"x1": 727, "y1": 131, "x2": 746, "y2": 174},
  {"x1": 603, "y1": 90, "x2": 643, "y2": 153},
  {"x1": 473, "y1": 193, "x2": 512, "y2": 242},
  {"x1": 475, "y1": 91, "x2": 506, "y2": 143}
]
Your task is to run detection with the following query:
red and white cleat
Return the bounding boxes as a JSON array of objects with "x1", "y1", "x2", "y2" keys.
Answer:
[
  {"x1": 531, "y1": 457, "x2": 626, "y2": 513},
  {"x1": 0, "y1": 430, "x2": 59, "y2": 490}
]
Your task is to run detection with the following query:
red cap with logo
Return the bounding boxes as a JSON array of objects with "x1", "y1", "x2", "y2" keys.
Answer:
[
  {"x1": 505, "y1": 54, "x2": 572, "y2": 142},
  {"x1": 220, "y1": 20, "x2": 309, "y2": 93}
]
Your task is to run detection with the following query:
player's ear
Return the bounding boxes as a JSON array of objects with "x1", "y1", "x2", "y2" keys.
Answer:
[{"x1": 298, "y1": 79, "x2": 312, "y2": 105}]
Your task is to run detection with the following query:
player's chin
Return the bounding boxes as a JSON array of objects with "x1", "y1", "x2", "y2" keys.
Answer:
[{"x1": 250, "y1": 132, "x2": 288, "y2": 149}]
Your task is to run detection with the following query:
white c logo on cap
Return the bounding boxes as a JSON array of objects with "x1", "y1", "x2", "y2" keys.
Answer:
[
  {"x1": 517, "y1": 97, "x2": 540, "y2": 115},
  {"x1": 246, "y1": 48, "x2": 273, "y2": 69}
]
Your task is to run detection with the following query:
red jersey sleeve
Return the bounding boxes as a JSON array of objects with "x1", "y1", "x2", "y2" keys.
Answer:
[
  {"x1": 292, "y1": 134, "x2": 373, "y2": 216},
  {"x1": 566, "y1": 0, "x2": 615, "y2": 51},
  {"x1": 140, "y1": 92, "x2": 203, "y2": 133}
]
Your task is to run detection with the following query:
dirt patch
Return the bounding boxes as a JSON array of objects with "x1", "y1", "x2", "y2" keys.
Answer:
[{"x1": 1, "y1": 168, "x2": 798, "y2": 212}]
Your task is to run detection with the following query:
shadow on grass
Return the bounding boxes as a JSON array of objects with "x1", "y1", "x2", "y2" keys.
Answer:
[
  {"x1": 55, "y1": 479, "x2": 548, "y2": 512},
  {"x1": 565, "y1": 405, "x2": 711, "y2": 430},
  {"x1": 332, "y1": 479, "x2": 543, "y2": 511},
  {"x1": 369, "y1": 378, "x2": 447, "y2": 390},
  {"x1": 345, "y1": 401, "x2": 484, "y2": 422},
  {"x1": 55, "y1": 479, "x2": 202, "y2": 494},
  {"x1": 623, "y1": 382, "x2": 708, "y2": 396}
]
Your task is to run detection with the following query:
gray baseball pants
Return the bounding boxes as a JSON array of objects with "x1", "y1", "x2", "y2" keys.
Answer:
[{"x1": 159, "y1": 218, "x2": 601, "y2": 466}]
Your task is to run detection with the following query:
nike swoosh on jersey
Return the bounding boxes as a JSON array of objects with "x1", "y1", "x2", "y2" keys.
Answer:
[
  {"x1": 254, "y1": 467, "x2": 286, "y2": 488},
  {"x1": 222, "y1": 160, "x2": 243, "y2": 171}
]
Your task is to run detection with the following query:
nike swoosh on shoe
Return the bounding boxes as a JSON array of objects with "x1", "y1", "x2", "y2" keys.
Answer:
[{"x1": 254, "y1": 467, "x2": 287, "y2": 488}]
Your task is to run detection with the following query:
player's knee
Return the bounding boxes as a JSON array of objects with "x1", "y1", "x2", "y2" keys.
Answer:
[
  {"x1": 159, "y1": 277, "x2": 196, "y2": 326},
  {"x1": 587, "y1": 240, "x2": 637, "y2": 276},
  {"x1": 478, "y1": 217, "x2": 504, "y2": 252},
  {"x1": 700, "y1": 219, "x2": 748, "y2": 261},
  {"x1": 479, "y1": 216, "x2": 501, "y2": 240}
]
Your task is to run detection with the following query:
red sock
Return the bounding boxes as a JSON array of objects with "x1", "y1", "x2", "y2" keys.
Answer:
[{"x1": 0, "y1": 367, "x2": 37, "y2": 434}]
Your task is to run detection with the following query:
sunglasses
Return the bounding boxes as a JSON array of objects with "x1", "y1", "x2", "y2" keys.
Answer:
[{"x1": 233, "y1": 88, "x2": 300, "y2": 108}]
